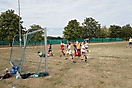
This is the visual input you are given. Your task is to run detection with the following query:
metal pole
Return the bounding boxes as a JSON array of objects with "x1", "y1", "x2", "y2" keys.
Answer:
[
  {"x1": 18, "y1": 0, "x2": 21, "y2": 47},
  {"x1": 44, "y1": 28, "x2": 48, "y2": 72}
]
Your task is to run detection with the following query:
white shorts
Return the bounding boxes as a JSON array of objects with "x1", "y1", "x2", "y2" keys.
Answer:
[
  {"x1": 66, "y1": 50, "x2": 72, "y2": 54},
  {"x1": 81, "y1": 50, "x2": 86, "y2": 54}
]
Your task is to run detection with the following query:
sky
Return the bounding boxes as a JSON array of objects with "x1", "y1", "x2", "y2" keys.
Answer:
[{"x1": 0, "y1": 0, "x2": 132, "y2": 37}]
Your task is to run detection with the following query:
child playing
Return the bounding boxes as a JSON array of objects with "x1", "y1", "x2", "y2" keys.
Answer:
[
  {"x1": 65, "y1": 42, "x2": 73, "y2": 60},
  {"x1": 38, "y1": 51, "x2": 45, "y2": 57},
  {"x1": 73, "y1": 44, "x2": 77, "y2": 63},
  {"x1": 60, "y1": 41, "x2": 65, "y2": 57},
  {"x1": 48, "y1": 44, "x2": 53, "y2": 56},
  {"x1": 81, "y1": 42, "x2": 87, "y2": 62},
  {"x1": 76, "y1": 41, "x2": 81, "y2": 54},
  {"x1": 85, "y1": 41, "x2": 89, "y2": 52},
  {"x1": 127, "y1": 37, "x2": 132, "y2": 48}
]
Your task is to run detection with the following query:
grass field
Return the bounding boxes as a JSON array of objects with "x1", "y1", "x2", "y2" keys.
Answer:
[{"x1": 0, "y1": 41, "x2": 132, "y2": 88}]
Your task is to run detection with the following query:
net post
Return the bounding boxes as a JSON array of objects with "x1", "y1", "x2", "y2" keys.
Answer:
[{"x1": 44, "y1": 27, "x2": 48, "y2": 72}]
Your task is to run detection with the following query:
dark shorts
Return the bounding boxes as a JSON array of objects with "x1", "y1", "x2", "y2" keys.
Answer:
[
  {"x1": 85, "y1": 47, "x2": 88, "y2": 49},
  {"x1": 81, "y1": 52, "x2": 86, "y2": 54},
  {"x1": 48, "y1": 50, "x2": 52, "y2": 53},
  {"x1": 77, "y1": 49, "x2": 81, "y2": 52},
  {"x1": 129, "y1": 42, "x2": 132, "y2": 45}
]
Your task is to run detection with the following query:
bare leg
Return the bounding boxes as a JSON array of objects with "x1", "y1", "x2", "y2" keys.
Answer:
[
  {"x1": 65, "y1": 53, "x2": 68, "y2": 60},
  {"x1": 84, "y1": 55, "x2": 87, "y2": 62},
  {"x1": 73, "y1": 56, "x2": 76, "y2": 63}
]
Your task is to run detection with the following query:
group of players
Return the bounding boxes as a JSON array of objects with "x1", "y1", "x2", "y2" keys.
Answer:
[
  {"x1": 59, "y1": 41, "x2": 89, "y2": 64},
  {"x1": 44, "y1": 40, "x2": 90, "y2": 64}
]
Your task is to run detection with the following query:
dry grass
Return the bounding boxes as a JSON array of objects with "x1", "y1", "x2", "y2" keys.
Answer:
[{"x1": 0, "y1": 41, "x2": 132, "y2": 88}]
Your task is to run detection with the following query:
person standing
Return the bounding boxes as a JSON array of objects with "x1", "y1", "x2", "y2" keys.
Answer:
[{"x1": 127, "y1": 37, "x2": 132, "y2": 48}]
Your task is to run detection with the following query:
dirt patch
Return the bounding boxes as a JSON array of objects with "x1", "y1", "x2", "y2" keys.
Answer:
[{"x1": 0, "y1": 41, "x2": 132, "y2": 88}]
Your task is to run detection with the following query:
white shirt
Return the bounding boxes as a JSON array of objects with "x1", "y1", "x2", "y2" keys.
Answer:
[{"x1": 81, "y1": 45, "x2": 85, "y2": 52}]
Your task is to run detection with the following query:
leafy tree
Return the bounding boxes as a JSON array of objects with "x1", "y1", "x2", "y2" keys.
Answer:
[
  {"x1": 47, "y1": 36, "x2": 62, "y2": 39},
  {"x1": 99, "y1": 26, "x2": 110, "y2": 38},
  {"x1": 82, "y1": 17, "x2": 101, "y2": 38},
  {"x1": 109, "y1": 25, "x2": 122, "y2": 38},
  {"x1": 29, "y1": 24, "x2": 43, "y2": 42},
  {"x1": 121, "y1": 24, "x2": 132, "y2": 40},
  {"x1": 30, "y1": 24, "x2": 42, "y2": 30},
  {"x1": 63, "y1": 19, "x2": 81, "y2": 40},
  {"x1": 47, "y1": 36, "x2": 57, "y2": 39},
  {"x1": 0, "y1": 9, "x2": 23, "y2": 46}
]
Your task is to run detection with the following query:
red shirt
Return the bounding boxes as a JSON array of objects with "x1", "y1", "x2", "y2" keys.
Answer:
[{"x1": 60, "y1": 44, "x2": 64, "y2": 50}]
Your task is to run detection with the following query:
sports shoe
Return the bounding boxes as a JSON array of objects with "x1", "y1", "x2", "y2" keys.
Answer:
[
  {"x1": 65, "y1": 58, "x2": 68, "y2": 60},
  {"x1": 0, "y1": 77, "x2": 3, "y2": 80},
  {"x1": 73, "y1": 61, "x2": 76, "y2": 64},
  {"x1": 51, "y1": 54, "x2": 53, "y2": 56},
  {"x1": 81, "y1": 58, "x2": 84, "y2": 60},
  {"x1": 84, "y1": 57, "x2": 87, "y2": 62}
]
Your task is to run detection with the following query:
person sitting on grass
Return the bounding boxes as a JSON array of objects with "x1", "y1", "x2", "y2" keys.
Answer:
[{"x1": 0, "y1": 67, "x2": 11, "y2": 80}]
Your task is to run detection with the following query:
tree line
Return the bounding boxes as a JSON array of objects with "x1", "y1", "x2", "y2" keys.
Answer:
[
  {"x1": 0, "y1": 9, "x2": 132, "y2": 46},
  {"x1": 63, "y1": 18, "x2": 132, "y2": 41}
]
